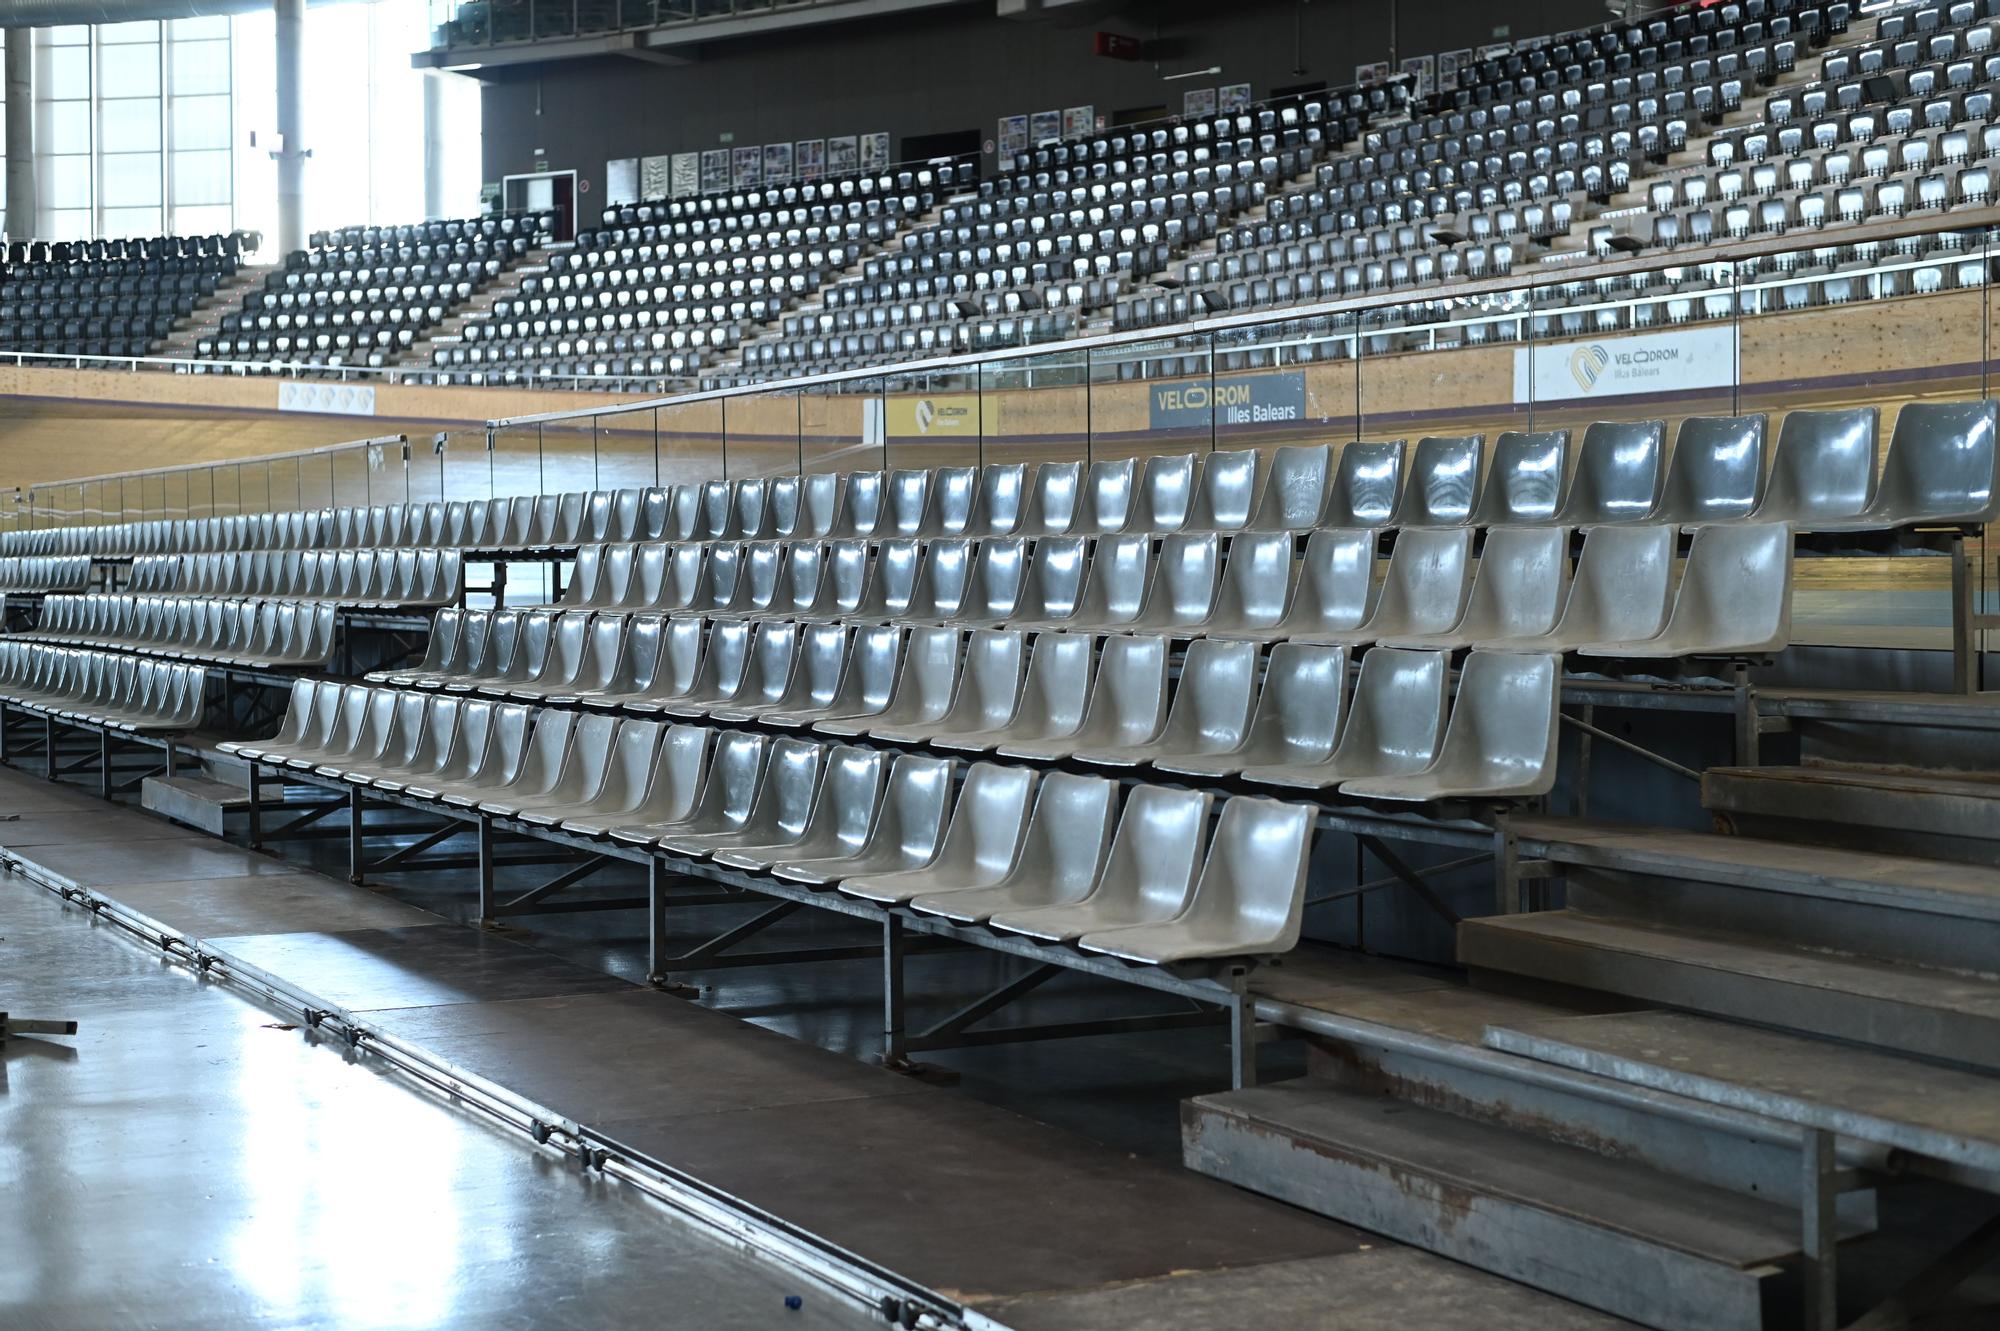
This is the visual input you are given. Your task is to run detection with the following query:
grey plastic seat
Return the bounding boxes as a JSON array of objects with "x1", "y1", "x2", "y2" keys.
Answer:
[
  {"x1": 538, "y1": 613, "x2": 634, "y2": 704},
  {"x1": 1381, "y1": 527, "x2": 1571, "y2": 650},
  {"x1": 1246, "y1": 443, "x2": 1333, "y2": 532},
  {"x1": 703, "y1": 541, "x2": 783, "y2": 619},
  {"x1": 767, "y1": 476, "x2": 802, "y2": 538},
  {"x1": 403, "y1": 699, "x2": 512, "y2": 803},
  {"x1": 1299, "y1": 527, "x2": 1472, "y2": 645},
  {"x1": 675, "y1": 620, "x2": 801, "y2": 720},
  {"x1": 660, "y1": 484, "x2": 702, "y2": 542},
  {"x1": 1239, "y1": 646, "x2": 1447, "y2": 791},
  {"x1": 1073, "y1": 637, "x2": 1259, "y2": 769},
  {"x1": 841, "y1": 762, "x2": 1037, "y2": 907},
  {"x1": 794, "y1": 472, "x2": 843, "y2": 539},
  {"x1": 932, "y1": 630, "x2": 1092, "y2": 754},
  {"x1": 1578, "y1": 523, "x2": 1794, "y2": 658},
  {"x1": 711, "y1": 623, "x2": 848, "y2": 724},
  {"x1": 1001, "y1": 633, "x2": 1170, "y2": 762},
  {"x1": 591, "y1": 617, "x2": 705, "y2": 710},
  {"x1": 1652, "y1": 414, "x2": 1768, "y2": 526},
  {"x1": 1194, "y1": 532, "x2": 1296, "y2": 637},
  {"x1": 487, "y1": 711, "x2": 623, "y2": 823},
  {"x1": 908, "y1": 771, "x2": 1118, "y2": 926},
  {"x1": 1553, "y1": 419, "x2": 1666, "y2": 525},
  {"x1": 304, "y1": 687, "x2": 398, "y2": 776},
  {"x1": 1017, "y1": 461, "x2": 1081, "y2": 536},
  {"x1": 732, "y1": 478, "x2": 770, "y2": 539},
  {"x1": 651, "y1": 620, "x2": 758, "y2": 717},
  {"x1": 1186, "y1": 448, "x2": 1260, "y2": 533},
  {"x1": 875, "y1": 628, "x2": 1028, "y2": 746},
  {"x1": 971, "y1": 463, "x2": 1026, "y2": 536},
  {"x1": 661, "y1": 737, "x2": 824, "y2": 860},
  {"x1": 1748, "y1": 407, "x2": 1878, "y2": 527},
  {"x1": 989, "y1": 785, "x2": 1212, "y2": 945},
  {"x1": 462, "y1": 708, "x2": 579, "y2": 813},
  {"x1": 224, "y1": 678, "x2": 332, "y2": 763},
  {"x1": 1817, "y1": 398, "x2": 2000, "y2": 530},
  {"x1": 919, "y1": 466, "x2": 977, "y2": 537},
  {"x1": 1319, "y1": 440, "x2": 1404, "y2": 527},
  {"x1": 879, "y1": 469, "x2": 928, "y2": 537},
  {"x1": 564, "y1": 724, "x2": 708, "y2": 841},
  {"x1": 1075, "y1": 458, "x2": 1135, "y2": 535},
  {"x1": 505, "y1": 610, "x2": 594, "y2": 700},
  {"x1": 1388, "y1": 435, "x2": 1483, "y2": 527},
  {"x1": 521, "y1": 718, "x2": 667, "y2": 830},
  {"x1": 614, "y1": 729, "x2": 770, "y2": 850},
  {"x1": 564, "y1": 612, "x2": 668, "y2": 708},
  {"x1": 433, "y1": 703, "x2": 539, "y2": 807},
  {"x1": 641, "y1": 545, "x2": 706, "y2": 612},
  {"x1": 912, "y1": 537, "x2": 1030, "y2": 626},
  {"x1": 1079, "y1": 795, "x2": 1314, "y2": 964},
  {"x1": 714, "y1": 744, "x2": 885, "y2": 873},
  {"x1": 773, "y1": 753, "x2": 957, "y2": 887},
  {"x1": 736, "y1": 542, "x2": 827, "y2": 622},
  {"x1": 772, "y1": 625, "x2": 903, "y2": 729},
  {"x1": 1124, "y1": 532, "x2": 1222, "y2": 633},
  {"x1": 1240, "y1": 528, "x2": 1374, "y2": 642},
  {"x1": 363, "y1": 695, "x2": 463, "y2": 792},
  {"x1": 1341, "y1": 652, "x2": 1562, "y2": 803},
  {"x1": 1016, "y1": 533, "x2": 1147, "y2": 632},
  {"x1": 959, "y1": 536, "x2": 1085, "y2": 628},
  {"x1": 1127, "y1": 452, "x2": 1197, "y2": 533},
  {"x1": 1158, "y1": 642, "x2": 1348, "y2": 779},
  {"x1": 892, "y1": 539, "x2": 975, "y2": 624},
  {"x1": 843, "y1": 539, "x2": 923, "y2": 623},
  {"x1": 817, "y1": 625, "x2": 959, "y2": 738},
  {"x1": 1470, "y1": 429, "x2": 1572, "y2": 526},
  {"x1": 1477, "y1": 524, "x2": 1675, "y2": 652},
  {"x1": 674, "y1": 543, "x2": 743, "y2": 617}
]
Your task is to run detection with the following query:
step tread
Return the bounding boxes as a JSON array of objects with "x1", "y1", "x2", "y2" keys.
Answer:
[
  {"x1": 1510, "y1": 814, "x2": 2000, "y2": 919},
  {"x1": 1708, "y1": 763, "x2": 2000, "y2": 801},
  {"x1": 1193, "y1": 1081, "x2": 1810, "y2": 1267},
  {"x1": 1464, "y1": 911, "x2": 2000, "y2": 1013},
  {"x1": 1484, "y1": 1010, "x2": 2000, "y2": 1174}
]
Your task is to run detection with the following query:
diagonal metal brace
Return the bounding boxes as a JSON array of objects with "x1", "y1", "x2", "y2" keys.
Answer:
[
  {"x1": 495, "y1": 854, "x2": 613, "y2": 915},
  {"x1": 1356, "y1": 835, "x2": 1465, "y2": 926}
]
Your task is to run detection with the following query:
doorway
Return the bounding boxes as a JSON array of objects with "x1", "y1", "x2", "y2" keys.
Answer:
[{"x1": 502, "y1": 170, "x2": 579, "y2": 242}]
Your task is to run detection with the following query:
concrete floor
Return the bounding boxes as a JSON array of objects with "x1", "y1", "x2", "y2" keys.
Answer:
[{"x1": 0, "y1": 879, "x2": 879, "y2": 1331}]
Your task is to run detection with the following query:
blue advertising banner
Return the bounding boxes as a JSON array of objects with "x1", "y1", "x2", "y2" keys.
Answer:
[{"x1": 1148, "y1": 371, "x2": 1307, "y2": 430}]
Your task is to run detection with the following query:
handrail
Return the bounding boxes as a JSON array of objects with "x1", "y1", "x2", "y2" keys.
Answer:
[{"x1": 481, "y1": 202, "x2": 2000, "y2": 429}]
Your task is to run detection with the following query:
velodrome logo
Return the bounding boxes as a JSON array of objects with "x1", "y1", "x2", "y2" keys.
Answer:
[
  {"x1": 1569, "y1": 345, "x2": 1611, "y2": 393},
  {"x1": 1514, "y1": 326, "x2": 1737, "y2": 405}
]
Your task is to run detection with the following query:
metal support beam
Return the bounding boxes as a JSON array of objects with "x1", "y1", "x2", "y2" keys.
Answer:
[
  {"x1": 476, "y1": 813, "x2": 496, "y2": 922},
  {"x1": 347, "y1": 785, "x2": 364, "y2": 884},
  {"x1": 5, "y1": 29, "x2": 35, "y2": 239},
  {"x1": 274, "y1": 0, "x2": 306, "y2": 257},
  {"x1": 493, "y1": 852, "x2": 611, "y2": 916},
  {"x1": 882, "y1": 913, "x2": 908, "y2": 1068},
  {"x1": 1357, "y1": 834, "x2": 1467, "y2": 926},
  {"x1": 1802, "y1": 1127, "x2": 1840, "y2": 1331},
  {"x1": 421, "y1": 69, "x2": 445, "y2": 221}
]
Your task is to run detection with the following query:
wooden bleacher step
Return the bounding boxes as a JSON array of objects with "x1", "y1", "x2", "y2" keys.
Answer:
[
  {"x1": 1702, "y1": 761, "x2": 2000, "y2": 866},
  {"x1": 1458, "y1": 911, "x2": 2000, "y2": 1073},
  {"x1": 1512, "y1": 816, "x2": 2000, "y2": 973},
  {"x1": 1186, "y1": 1080, "x2": 1813, "y2": 1331}
]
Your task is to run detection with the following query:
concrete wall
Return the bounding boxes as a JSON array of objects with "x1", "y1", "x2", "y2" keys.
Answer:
[{"x1": 479, "y1": 0, "x2": 1606, "y2": 202}]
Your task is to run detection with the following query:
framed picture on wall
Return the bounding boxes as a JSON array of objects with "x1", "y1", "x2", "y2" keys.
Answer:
[
  {"x1": 668, "y1": 152, "x2": 698, "y2": 198},
  {"x1": 861, "y1": 132, "x2": 891, "y2": 170},
  {"x1": 1029, "y1": 109, "x2": 1061, "y2": 146},
  {"x1": 1478, "y1": 42, "x2": 1512, "y2": 60},
  {"x1": 1438, "y1": 48, "x2": 1473, "y2": 90},
  {"x1": 700, "y1": 149, "x2": 730, "y2": 193},
  {"x1": 1219, "y1": 83, "x2": 1252, "y2": 113},
  {"x1": 827, "y1": 135, "x2": 859, "y2": 174},
  {"x1": 1182, "y1": 87, "x2": 1217, "y2": 119},
  {"x1": 1062, "y1": 105, "x2": 1095, "y2": 140},
  {"x1": 796, "y1": 138, "x2": 825, "y2": 181},
  {"x1": 1399, "y1": 54, "x2": 1435, "y2": 96},
  {"x1": 1354, "y1": 60, "x2": 1390, "y2": 86},
  {"x1": 763, "y1": 142, "x2": 793, "y2": 185},
  {"x1": 998, "y1": 114, "x2": 1029, "y2": 161},
  {"x1": 732, "y1": 145, "x2": 762, "y2": 187}
]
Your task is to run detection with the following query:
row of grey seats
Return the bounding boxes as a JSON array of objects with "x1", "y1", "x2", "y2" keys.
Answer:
[
  {"x1": 224, "y1": 688, "x2": 1317, "y2": 966},
  {"x1": 8, "y1": 398, "x2": 1996, "y2": 564},
  {"x1": 126, "y1": 549, "x2": 462, "y2": 608},
  {"x1": 546, "y1": 522, "x2": 1794, "y2": 658},
  {"x1": 0, "y1": 642, "x2": 206, "y2": 733},
  {"x1": 24, "y1": 596, "x2": 338, "y2": 670},
  {"x1": 368, "y1": 608, "x2": 1566, "y2": 800},
  {"x1": 0, "y1": 556, "x2": 92, "y2": 593}
]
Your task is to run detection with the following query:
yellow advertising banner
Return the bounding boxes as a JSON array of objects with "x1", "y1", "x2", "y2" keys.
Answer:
[{"x1": 885, "y1": 393, "x2": 984, "y2": 438}]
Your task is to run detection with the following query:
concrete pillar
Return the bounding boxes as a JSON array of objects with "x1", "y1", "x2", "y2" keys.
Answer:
[
  {"x1": 422, "y1": 70, "x2": 445, "y2": 221},
  {"x1": 274, "y1": 0, "x2": 305, "y2": 254},
  {"x1": 4, "y1": 29, "x2": 35, "y2": 241}
]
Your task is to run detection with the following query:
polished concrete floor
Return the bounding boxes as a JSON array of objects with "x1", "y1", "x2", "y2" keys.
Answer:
[{"x1": 0, "y1": 878, "x2": 881, "y2": 1331}]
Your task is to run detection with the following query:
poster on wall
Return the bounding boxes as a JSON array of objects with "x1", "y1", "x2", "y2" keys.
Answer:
[
  {"x1": 861, "y1": 132, "x2": 891, "y2": 170},
  {"x1": 700, "y1": 149, "x2": 730, "y2": 193},
  {"x1": 796, "y1": 139, "x2": 825, "y2": 180},
  {"x1": 1062, "y1": 105, "x2": 1095, "y2": 140},
  {"x1": 763, "y1": 142, "x2": 794, "y2": 185},
  {"x1": 732, "y1": 145, "x2": 762, "y2": 187},
  {"x1": 606, "y1": 158, "x2": 639, "y2": 206},
  {"x1": 1353, "y1": 60, "x2": 1390, "y2": 86},
  {"x1": 1511, "y1": 326, "x2": 1741, "y2": 404},
  {"x1": 1029, "y1": 109, "x2": 1061, "y2": 146},
  {"x1": 668, "y1": 152, "x2": 698, "y2": 198},
  {"x1": 641, "y1": 154, "x2": 672, "y2": 199},
  {"x1": 1219, "y1": 83, "x2": 1253, "y2": 114},
  {"x1": 1438, "y1": 48, "x2": 1474, "y2": 90},
  {"x1": 1399, "y1": 54, "x2": 1436, "y2": 97},
  {"x1": 827, "y1": 135, "x2": 859, "y2": 175},
  {"x1": 1478, "y1": 42, "x2": 1512, "y2": 60},
  {"x1": 1181, "y1": 87, "x2": 1217, "y2": 120},
  {"x1": 997, "y1": 114, "x2": 1029, "y2": 161}
]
